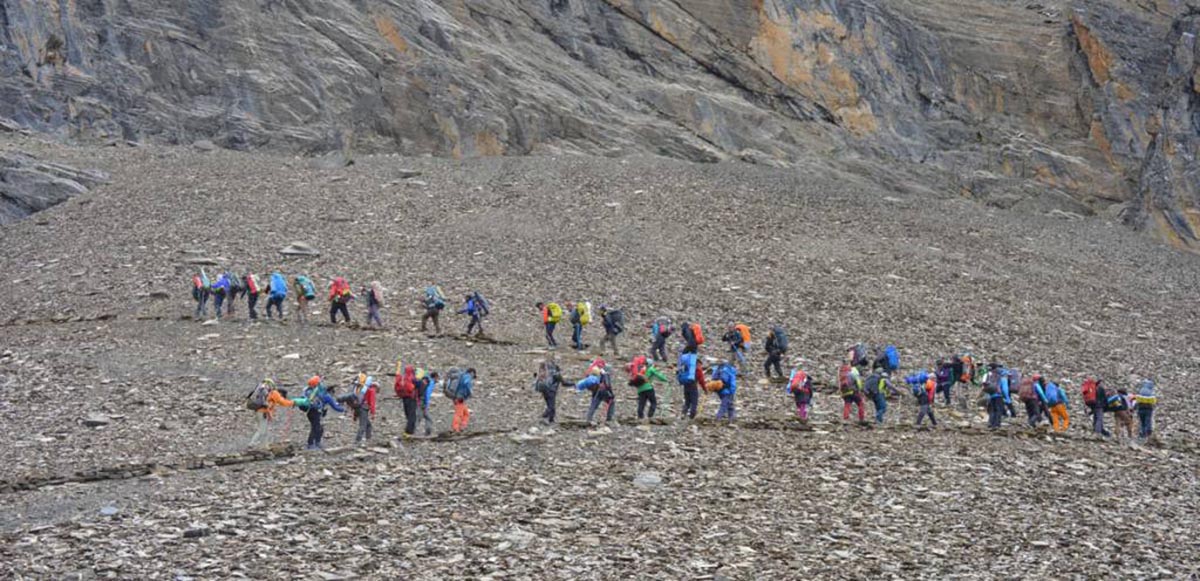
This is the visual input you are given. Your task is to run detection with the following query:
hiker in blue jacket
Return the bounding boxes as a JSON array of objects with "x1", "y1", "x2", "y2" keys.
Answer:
[
  {"x1": 714, "y1": 361, "x2": 738, "y2": 422},
  {"x1": 577, "y1": 369, "x2": 616, "y2": 425},
  {"x1": 210, "y1": 272, "x2": 232, "y2": 319},
  {"x1": 301, "y1": 376, "x2": 346, "y2": 450},
  {"x1": 458, "y1": 293, "x2": 486, "y2": 337},
  {"x1": 986, "y1": 364, "x2": 1008, "y2": 429},
  {"x1": 419, "y1": 371, "x2": 438, "y2": 437},
  {"x1": 677, "y1": 350, "x2": 700, "y2": 419}
]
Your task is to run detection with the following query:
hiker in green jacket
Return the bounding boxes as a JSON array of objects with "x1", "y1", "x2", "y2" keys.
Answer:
[{"x1": 629, "y1": 356, "x2": 669, "y2": 420}]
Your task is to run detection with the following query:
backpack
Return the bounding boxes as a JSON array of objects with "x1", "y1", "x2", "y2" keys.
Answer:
[
  {"x1": 245, "y1": 274, "x2": 260, "y2": 295},
  {"x1": 958, "y1": 354, "x2": 975, "y2": 383},
  {"x1": 883, "y1": 345, "x2": 900, "y2": 371},
  {"x1": 246, "y1": 382, "x2": 270, "y2": 411},
  {"x1": 608, "y1": 309, "x2": 625, "y2": 334},
  {"x1": 1105, "y1": 394, "x2": 1128, "y2": 412},
  {"x1": 982, "y1": 372, "x2": 1000, "y2": 395},
  {"x1": 535, "y1": 361, "x2": 560, "y2": 393},
  {"x1": 1044, "y1": 383, "x2": 1062, "y2": 405},
  {"x1": 690, "y1": 323, "x2": 705, "y2": 346},
  {"x1": 1081, "y1": 378, "x2": 1098, "y2": 405},
  {"x1": 302, "y1": 385, "x2": 325, "y2": 412},
  {"x1": 296, "y1": 276, "x2": 315, "y2": 299},
  {"x1": 628, "y1": 355, "x2": 647, "y2": 379},
  {"x1": 788, "y1": 370, "x2": 810, "y2": 395},
  {"x1": 653, "y1": 317, "x2": 674, "y2": 337},
  {"x1": 199, "y1": 270, "x2": 211, "y2": 290},
  {"x1": 443, "y1": 368, "x2": 462, "y2": 399},
  {"x1": 735, "y1": 324, "x2": 751, "y2": 345},
  {"x1": 270, "y1": 273, "x2": 288, "y2": 299},
  {"x1": 772, "y1": 326, "x2": 788, "y2": 352},
  {"x1": 1008, "y1": 370, "x2": 1022, "y2": 395},
  {"x1": 472, "y1": 292, "x2": 490, "y2": 316},
  {"x1": 331, "y1": 278, "x2": 351, "y2": 302},
  {"x1": 424, "y1": 286, "x2": 446, "y2": 310},
  {"x1": 578, "y1": 301, "x2": 592, "y2": 325},
  {"x1": 848, "y1": 343, "x2": 868, "y2": 366},
  {"x1": 838, "y1": 365, "x2": 858, "y2": 396},
  {"x1": 228, "y1": 273, "x2": 244, "y2": 294},
  {"x1": 864, "y1": 374, "x2": 882, "y2": 398},
  {"x1": 546, "y1": 302, "x2": 563, "y2": 323},
  {"x1": 1017, "y1": 378, "x2": 1037, "y2": 402}
]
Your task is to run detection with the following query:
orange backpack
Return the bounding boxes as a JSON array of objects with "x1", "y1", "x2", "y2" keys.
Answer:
[
  {"x1": 691, "y1": 323, "x2": 705, "y2": 346},
  {"x1": 735, "y1": 323, "x2": 751, "y2": 345}
]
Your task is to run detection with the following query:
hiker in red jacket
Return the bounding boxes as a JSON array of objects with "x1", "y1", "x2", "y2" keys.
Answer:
[{"x1": 394, "y1": 362, "x2": 420, "y2": 437}]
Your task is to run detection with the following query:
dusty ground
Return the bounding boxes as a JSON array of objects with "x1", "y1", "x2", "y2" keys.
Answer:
[{"x1": 1, "y1": 134, "x2": 1199, "y2": 578}]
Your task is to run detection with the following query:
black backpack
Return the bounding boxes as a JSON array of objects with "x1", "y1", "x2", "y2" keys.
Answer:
[
  {"x1": 608, "y1": 310, "x2": 625, "y2": 334},
  {"x1": 773, "y1": 326, "x2": 788, "y2": 352}
]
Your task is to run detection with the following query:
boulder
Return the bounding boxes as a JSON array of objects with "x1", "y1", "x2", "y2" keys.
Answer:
[{"x1": 279, "y1": 242, "x2": 321, "y2": 257}]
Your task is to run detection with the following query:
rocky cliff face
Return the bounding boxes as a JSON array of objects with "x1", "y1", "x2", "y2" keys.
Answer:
[{"x1": 1, "y1": 0, "x2": 1197, "y2": 244}]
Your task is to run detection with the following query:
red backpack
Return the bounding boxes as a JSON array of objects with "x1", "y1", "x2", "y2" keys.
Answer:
[
  {"x1": 789, "y1": 370, "x2": 810, "y2": 394},
  {"x1": 245, "y1": 274, "x2": 259, "y2": 295},
  {"x1": 627, "y1": 355, "x2": 647, "y2": 379},
  {"x1": 1081, "y1": 378, "x2": 1098, "y2": 406},
  {"x1": 691, "y1": 323, "x2": 705, "y2": 346}
]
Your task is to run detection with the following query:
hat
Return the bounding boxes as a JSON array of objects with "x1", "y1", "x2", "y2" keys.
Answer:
[{"x1": 307, "y1": 376, "x2": 321, "y2": 387}]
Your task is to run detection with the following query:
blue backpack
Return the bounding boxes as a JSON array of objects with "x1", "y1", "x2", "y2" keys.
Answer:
[
  {"x1": 269, "y1": 273, "x2": 288, "y2": 299},
  {"x1": 883, "y1": 345, "x2": 900, "y2": 371}
]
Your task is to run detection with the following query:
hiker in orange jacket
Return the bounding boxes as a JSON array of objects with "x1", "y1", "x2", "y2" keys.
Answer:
[{"x1": 249, "y1": 379, "x2": 295, "y2": 446}]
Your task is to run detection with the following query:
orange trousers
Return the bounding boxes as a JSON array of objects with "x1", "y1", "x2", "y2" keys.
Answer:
[
  {"x1": 452, "y1": 399, "x2": 470, "y2": 432},
  {"x1": 1049, "y1": 404, "x2": 1069, "y2": 432}
]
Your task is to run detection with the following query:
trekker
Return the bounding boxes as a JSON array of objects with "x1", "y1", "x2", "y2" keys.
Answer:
[
  {"x1": 1004, "y1": 369, "x2": 1022, "y2": 418},
  {"x1": 450, "y1": 368, "x2": 475, "y2": 432},
  {"x1": 598, "y1": 305, "x2": 624, "y2": 356},
  {"x1": 417, "y1": 370, "x2": 437, "y2": 436},
  {"x1": 847, "y1": 343, "x2": 869, "y2": 368},
  {"x1": 225, "y1": 271, "x2": 244, "y2": 317},
  {"x1": 395, "y1": 362, "x2": 419, "y2": 437},
  {"x1": 363, "y1": 281, "x2": 384, "y2": 328},
  {"x1": 912, "y1": 372, "x2": 937, "y2": 427},
  {"x1": 293, "y1": 274, "x2": 316, "y2": 323},
  {"x1": 537, "y1": 302, "x2": 563, "y2": 349},
  {"x1": 649, "y1": 317, "x2": 673, "y2": 362},
  {"x1": 577, "y1": 368, "x2": 616, "y2": 426},
  {"x1": 1134, "y1": 380, "x2": 1156, "y2": 439},
  {"x1": 1018, "y1": 373, "x2": 1045, "y2": 427},
  {"x1": 244, "y1": 272, "x2": 262, "y2": 320},
  {"x1": 786, "y1": 363, "x2": 813, "y2": 421},
  {"x1": 631, "y1": 358, "x2": 669, "y2": 420},
  {"x1": 264, "y1": 272, "x2": 287, "y2": 320},
  {"x1": 459, "y1": 293, "x2": 487, "y2": 337},
  {"x1": 570, "y1": 301, "x2": 591, "y2": 351},
  {"x1": 1083, "y1": 377, "x2": 1111, "y2": 437},
  {"x1": 329, "y1": 277, "x2": 354, "y2": 324},
  {"x1": 713, "y1": 360, "x2": 738, "y2": 423},
  {"x1": 534, "y1": 359, "x2": 564, "y2": 424},
  {"x1": 1039, "y1": 377, "x2": 1070, "y2": 432},
  {"x1": 984, "y1": 364, "x2": 1008, "y2": 429},
  {"x1": 1108, "y1": 388, "x2": 1134, "y2": 440},
  {"x1": 191, "y1": 269, "x2": 211, "y2": 318},
  {"x1": 353, "y1": 376, "x2": 378, "y2": 444},
  {"x1": 935, "y1": 360, "x2": 955, "y2": 406},
  {"x1": 839, "y1": 364, "x2": 865, "y2": 423},
  {"x1": 421, "y1": 285, "x2": 446, "y2": 334},
  {"x1": 864, "y1": 371, "x2": 892, "y2": 424},
  {"x1": 246, "y1": 378, "x2": 294, "y2": 446},
  {"x1": 210, "y1": 272, "x2": 231, "y2": 319},
  {"x1": 763, "y1": 326, "x2": 788, "y2": 379},
  {"x1": 721, "y1": 324, "x2": 749, "y2": 369},
  {"x1": 677, "y1": 349, "x2": 700, "y2": 419},
  {"x1": 300, "y1": 376, "x2": 345, "y2": 450}
]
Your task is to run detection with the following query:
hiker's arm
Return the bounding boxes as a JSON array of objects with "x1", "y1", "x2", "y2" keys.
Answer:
[{"x1": 323, "y1": 394, "x2": 346, "y2": 413}]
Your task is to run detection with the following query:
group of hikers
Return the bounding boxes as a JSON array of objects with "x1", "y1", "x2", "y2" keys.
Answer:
[
  {"x1": 205, "y1": 284, "x2": 1160, "y2": 447},
  {"x1": 190, "y1": 269, "x2": 489, "y2": 333},
  {"x1": 245, "y1": 365, "x2": 479, "y2": 450}
]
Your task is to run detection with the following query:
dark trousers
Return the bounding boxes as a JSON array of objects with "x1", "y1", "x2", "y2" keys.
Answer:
[
  {"x1": 1093, "y1": 403, "x2": 1110, "y2": 436},
  {"x1": 572, "y1": 323, "x2": 583, "y2": 350},
  {"x1": 306, "y1": 408, "x2": 324, "y2": 448},
  {"x1": 682, "y1": 382, "x2": 699, "y2": 419},
  {"x1": 987, "y1": 398, "x2": 1005, "y2": 428},
  {"x1": 466, "y1": 314, "x2": 483, "y2": 335},
  {"x1": 637, "y1": 389, "x2": 658, "y2": 419},
  {"x1": 330, "y1": 302, "x2": 350, "y2": 323},
  {"x1": 367, "y1": 303, "x2": 382, "y2": 326},
  {"x1": 586, "y1": 390, "x2": 615, "y2": 423},
  {"x1": 213, "y1": 293, "x2": 225, "y2": 317},
  {"x1": 940, "y1": 383, "x2": 953, "y2": 405},
  {"x1": 1024, "y1": 399, "x2": 1043, "y2": 426},
  {"x1": 402, "y1": 397, "x2": 418, "y2": 435},
  {"x1": 1138, "y1": 406, "x2": 1154, "y2": 438},
  {"x1": 651, "y1": 335, "x2": 667, "y2": 362},
  {"x1": 544, "y1": 322, "x2": 557, "y2": 347},
  {"x1": 764, "y1": 352, "x2": 784, "y2": 377},
  {"x1": 541, "y1": 389, "x2": 557, "y2": 423},
  {"x1": 247, "y1": 292, "x2": 259, "y2": 319},
  {"x1": 266, "y1": 296, "x2": 284, "y2": 318}
]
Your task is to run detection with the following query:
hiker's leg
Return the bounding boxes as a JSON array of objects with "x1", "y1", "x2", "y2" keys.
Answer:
[
  {"x1": 648, "y1": 390, "x2": 657, "y2": 418},
  {"x1": 930, "y1": 407, "x2": 937, "y2": 426},
  {"x1": 572, "y1": 324, "x2": 582, "y2": 349},
  {"x1": 545, "y1": 322, "x2": 554, "y2": 347},
  {"x1": 421, "y1": 403, "x2": 433, "y2": 436},
  {"x1": 250, "y1": 413, "x2": 268, "y2": 446},
  {"x1": 586, "y1": 392, "x2": 601, "y2": 423},
  {"x1": 637, "y1": 392, "x2": 648, "y2": 419},
  {"x1": 605, "y1": 395, "x2": 615, "y2": 422},
  {"x1": 404, "y1": 398, "x2": 418, "y2": 435},
  {"x1": 857, "y1": 397, "x2": 865, "y2": 422}
]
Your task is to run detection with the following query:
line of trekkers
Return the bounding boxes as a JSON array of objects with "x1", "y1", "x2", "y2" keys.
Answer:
[
  {"x1": 223, "y1": 287, "x2": 1159, "y2": 448},
  {"x1": 190, "y1": 269, "x2": 490, "y2": 334}
]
